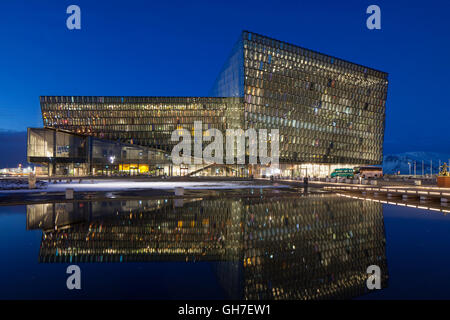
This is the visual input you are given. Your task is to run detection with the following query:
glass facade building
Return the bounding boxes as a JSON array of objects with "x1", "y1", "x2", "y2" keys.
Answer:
[
  {"x1": 212, "y1": 31, "x2": 388, "y2": 173},
  {"x1": 28, "y1": 127, "x2": 171, "y2": 176},
  {"x1": 40, "y1": 96, "x2": 243, "y2": 152},
  {"x1": 29, "y1": 31, "x2": 388, "y2": 177}
]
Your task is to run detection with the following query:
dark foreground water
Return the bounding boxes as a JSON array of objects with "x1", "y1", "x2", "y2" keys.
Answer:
[{"x1": 1, "y1": 192, "x2": 450, "y2": 299}]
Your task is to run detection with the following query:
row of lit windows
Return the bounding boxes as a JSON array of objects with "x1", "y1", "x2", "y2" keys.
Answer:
[
  {"x1": 40, "y1": 96, "x2": 235, "y2": 104},
  {"x1": 244, "y1": 104, "x2": 383, "y2": 129},
  {"x1": 244, "y1": 74, "x2": 386, "y2": 110},
  {"x1": 42, "y1": 103, "x2": 229, "y2": 112},
  {"x1": 245, "y1": 68, "x2": 386, "y2": 111},
  {"x1": 247, "y1": 119, "x2": 383, "y2": 144},
  {"x1": 245, "y1": 110, "x2": 383, "y2": 136},
  {"x1": 244, "y1": 49, "x2": 388, "y2": 95},
  {"x1": 244, "y1": 94, "x2": 384, "y2": 125},
  {"x1": 243, "y1": 32, "x2": 388, "y2": 80},
  {"x1": 244, "y1": 65, "x2": 387, "y2": 106},
  {"x1": 244, "y1": 90, "x2": 385, "y2": 119},
  {"x1": 44, "y1": 116, "x2": 227, "y2": 126}
]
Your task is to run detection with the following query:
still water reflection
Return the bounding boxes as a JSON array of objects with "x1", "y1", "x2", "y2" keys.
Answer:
[{"x1": 24, "y1": 194, "x2": 388, "y2": 299}]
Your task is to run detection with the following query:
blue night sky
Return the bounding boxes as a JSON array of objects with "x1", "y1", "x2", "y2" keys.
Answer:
[{"x1": 0, "y1": 0, "x2": 449, "y2": 158}]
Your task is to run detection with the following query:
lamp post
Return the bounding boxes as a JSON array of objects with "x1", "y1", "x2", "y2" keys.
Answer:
[{"x1": 408, "y1": 162, "x2": 411, "y2": 176}]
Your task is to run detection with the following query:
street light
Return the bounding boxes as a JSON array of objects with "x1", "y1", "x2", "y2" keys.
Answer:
[{"x1": 408, "y1": 162, "x2": 411, "y2": 176}]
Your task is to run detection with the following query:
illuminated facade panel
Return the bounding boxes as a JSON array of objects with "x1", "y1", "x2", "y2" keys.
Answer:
[{"x1": 40, "y1": 96, "x2": 243, "y2": 152}]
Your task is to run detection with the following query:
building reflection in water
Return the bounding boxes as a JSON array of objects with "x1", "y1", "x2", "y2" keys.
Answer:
[{"x1": 27, "y1": 194, "x2": 388, "y2": 299}]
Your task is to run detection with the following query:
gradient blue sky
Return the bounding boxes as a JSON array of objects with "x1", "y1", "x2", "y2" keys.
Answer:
[{"x1": 0, "y1": 0, "x2": 449, "y2": 154}]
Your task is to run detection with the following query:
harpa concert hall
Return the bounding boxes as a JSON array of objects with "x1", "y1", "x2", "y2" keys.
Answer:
[{"x1": 27, "y1": 31, "x2": 388, "y2": 177}]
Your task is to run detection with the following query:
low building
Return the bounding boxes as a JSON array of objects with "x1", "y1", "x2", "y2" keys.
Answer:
[{"x1": 28, "y1": 127, "x2": 171, "y2": 176}]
